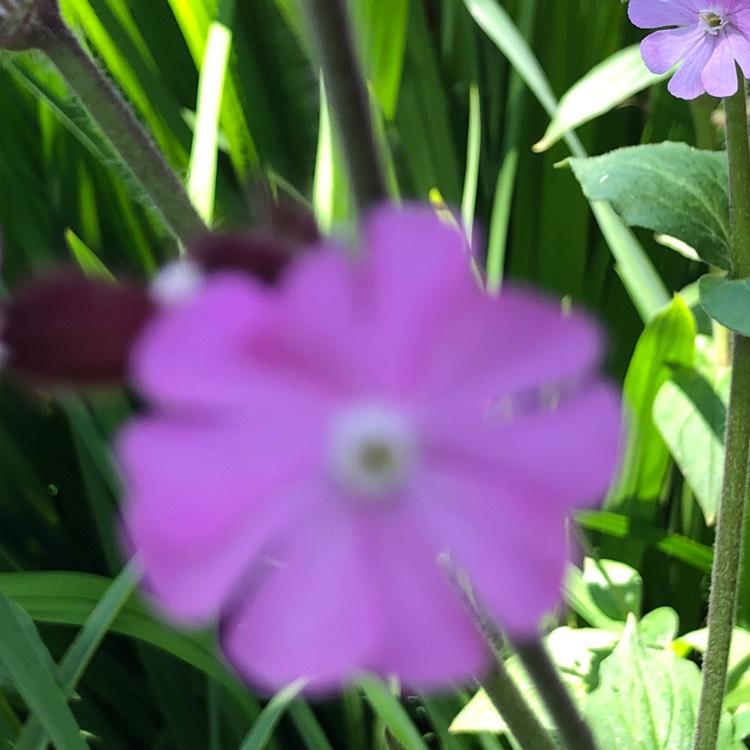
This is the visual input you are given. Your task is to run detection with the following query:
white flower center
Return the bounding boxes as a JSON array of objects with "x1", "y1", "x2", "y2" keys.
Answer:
[
  {"x1": 699, "y1": 10, "x2": 728, "y2": 35},
  {"x1": 328, "y1": 403, "x2": 416, "y2": 500}
]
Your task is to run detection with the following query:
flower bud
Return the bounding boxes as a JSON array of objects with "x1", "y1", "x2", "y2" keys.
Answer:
[
  {"x1": 2, "y1": 271, "x2": 155, "y2": 384},
  {"x1": 261, "y1": 197, "x2": 320, "y2": 247},
  {"x1": 188, "y1": 231, "x2": 303, "y2": 285},
  {"x1": 189, "y1": 200, "x2": 320, "y2": 284}
]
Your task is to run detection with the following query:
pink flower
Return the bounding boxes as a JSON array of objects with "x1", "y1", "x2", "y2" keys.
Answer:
[
  {"x1": 628, "y1": 0, "x2": 750, "y2": 99},
  {"x1": 118, "y1": 205, "x2": 621, "y2": 693}
]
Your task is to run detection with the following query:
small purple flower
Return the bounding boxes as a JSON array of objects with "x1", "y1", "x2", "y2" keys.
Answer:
[
  {"x1": 118, "y1": 205, "x2": 621, "y2": 694},
  {"x1": 628, "y1": 0, "x2": 750, "y2": 99}
]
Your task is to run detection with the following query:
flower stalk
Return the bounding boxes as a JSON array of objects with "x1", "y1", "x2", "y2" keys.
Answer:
[
  {"x1": 297, "y1": 0, "x2": 388, "y2": 213},
  {"x1": 2, "y1": 0, "x2": 207, "y2": 245},
  {"x1": 470, "y1": 607, "x2": 559, "y2": 750},
  {"x1": 693, "y1": 72, "x2": 750, "y2": 750},
  {"x1": 513, "y1": 639, "x2": 600, "y2": 750},
  {"x1": 479, "y1": 663, "x2": 558, "y2": 750}
]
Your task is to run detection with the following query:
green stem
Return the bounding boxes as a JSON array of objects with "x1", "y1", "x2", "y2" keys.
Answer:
[
  {"x1": 512, "y1": 639, "x2": 599, "y2": 750},
  {"x1": 298, "y1": 0, "x2": 387, "y2": 213},
  {"x1": 689, "y1": 94, "x2": 721, "y2": 152},
  {"x1": 40, "y1": 9, "x2": 207, "y2": 245},
  {"x1": 472, "y1": 610, "x2": 559, "y2": 750},
  {"x1": 693, "y1": 75, "x2": 750, "y2": 750},
  {"x1": 479, "y1": 662, "x2": 558, "y2": 750}
]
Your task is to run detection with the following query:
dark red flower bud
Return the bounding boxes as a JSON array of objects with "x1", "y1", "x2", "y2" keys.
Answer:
[
  {"x1": 188, "y1": 195, "x2": 320, "y2": 284},
  {"x1": 263, "y1": 199, "x2": 320, "y2": 247},
  {"x1": 2, "y1": 271, "x2": 155, "y2": 384},
  {"x1": 189, "y1": 231, "x2": 306, "y2": 285}
]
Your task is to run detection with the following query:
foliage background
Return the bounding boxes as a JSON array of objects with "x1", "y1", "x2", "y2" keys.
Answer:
[{"x1": 0, "y1": 0, "x2": 726, "y2": 747}]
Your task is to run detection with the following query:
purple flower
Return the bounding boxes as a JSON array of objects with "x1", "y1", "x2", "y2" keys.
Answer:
[
  {"x1": 118, "y1": 205, "x2": 621, "y2": 694},
  {"x1": 628, "y1": 0, "x2": 750, "y2": 99}
]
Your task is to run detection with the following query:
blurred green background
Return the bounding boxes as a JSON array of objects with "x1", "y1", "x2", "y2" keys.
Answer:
[{"x1": 0, "y1": 1, "x2": 728, "y2": 748}]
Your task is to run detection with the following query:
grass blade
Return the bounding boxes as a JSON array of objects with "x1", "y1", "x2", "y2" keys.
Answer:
[{"x1": 0, "y1": 592, "x2": 88, "y2": 750}]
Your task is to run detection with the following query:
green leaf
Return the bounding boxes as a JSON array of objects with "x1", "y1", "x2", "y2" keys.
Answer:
[
  {"x1": 13, "y1": 562, "x2": 140, "y2": 750},
  {"x1": 565, "y1": 565, "x2": 624, "y2": 631},
  {"x1": 576, "y1": 511, "x2": 714, "y2": 573},
  {"x1": 699, "y1": 274, "x2": 750, "y2": 335},
  {"x1": 349, "y1": 0, "x2": 410, "y2": 120},
  {"x1": 582, "y1": 558, "x2": 642, "y2": 621},
  {"x1": 0, "y1": 571, "x2": 256, "y2": 716},
  {"x1": 358, "y1": 676, "x2": 430, "y2": 750},
  {"x1": 546, "y1": 627, "x2": 619, "y2": 690},
  {"x1": 64, "y1": 229, "x2": 116, "y2": 281},
  {"x1": 450, "y1": 627, "x2": 616, "y2": 735},
  {"x1": 637, "y1": 608, "x2": 680, "y2": 649},
  {"x1": 0, "y1": 592, "x2": 88, "y2": 750},
  {"x1": 449, "y1": 657, "x2": 580, "y2": 737},
  {"x1": 606, "y1": 296, "x2": 696, "y2": 539},
  {"x1": 237, "y1": 680, "x2": 306, "y2": 750},
  {"x1": 675, "y1": 628, "x2": 750, "y2": 710},
  {"x1": 653, "y1": 367, "x2": 727, "y2": 525},
  {"x1": 463, "y1": 0, "x2": 670, "y2": 322},
  {"x1": 585, "y1": 615, "x2": 738, "y2": 749},
  {"x1": 566, "y1": 143, "x2": 730, "y2": 269},
  {"x1": 188, "y1": 0, "x2": 237, "y2": 223},
  {"x1": 534, "y1": 46, "x2": 666, "y2": 153}
]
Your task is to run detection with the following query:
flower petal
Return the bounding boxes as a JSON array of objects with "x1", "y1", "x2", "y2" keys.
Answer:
[
  {"x1": 701, "y1": 31, "x2": 742, "y2": 96},
  {"x1": 132, "y1": 274, "x2": 271, "y2": 411},
  {"x1": 668, "y1": 32, "x2": 717, "y2": 98},
  {"x1": 628, "y1": 0, "x2": 700, "y2": 29},
  {"x1": 220, "y1": 502, "x2": 380, "y2": 694},
  {"x1": 360, "y1": 204, "x2": 481, "y2": 393},
  {"x1": 422, "y1": 382, "x2": 622, "y2": 512},
  {"x1": 493, "y1": 383, "x2": 623, "y2": 508},
  {"x1": 640, "y1": 26, "x2": 706, "y2": 75},
  {"x1": 730, "y1": 8, "x2": 750, "y2": 39},
  {"x1": 249, "y1": 246, "x2": 372, "y2": 396},
  {"x1": 416, "y1": 469, "x2": 570, "y2": 635},
  {"x1": 364, "y1": 508, "x2": 489, "y2": 687},
  {"x1": 119, "y1": 416, "x2": 321, "y2": 623},
  {"x1": 420, "y1": 286, "x2": 603, "y2": 408}
]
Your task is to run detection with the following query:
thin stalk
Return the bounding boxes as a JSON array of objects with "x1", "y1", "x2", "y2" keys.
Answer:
[
  {"x1": 478, "y1": 663, "x2": 558, "y2": 750},
  {"x1": 40, "y1": 10, "x2": 207, "y2": 245},
  {"x1": 512, "y1": 639, "x2": 599, "y2": 750},
  {"x1": 693, "y1": 74, "x2": 750, "y2": 750},
  {"x1": 298, "y1": 0, "x2": 387, "y2": 212},
  {"x1": 471, "y1": 608, "x2": 559, "y2": 750}
]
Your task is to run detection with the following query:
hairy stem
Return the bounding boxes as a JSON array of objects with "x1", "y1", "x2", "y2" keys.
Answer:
[
  {"x1": 41, "y1": 9, "x2": 207, "y2": 245},
  {"x1": 693, "y1": 74, "x2": 750, "y2": 750},
  {"x1": 479, "y1": 661, "x2": 558, "y2": 750},
  {"x1": 299, "y1": 0, "x2": 387, "y2": 212},
  {"x1": 513, "y1": 639, "x2": 599, "y2": 750}
]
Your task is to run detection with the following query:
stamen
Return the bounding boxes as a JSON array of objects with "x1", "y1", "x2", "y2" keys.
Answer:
[
  {"x1": 329, "y1": 403, "x2": 416, "y2": 499},
  {"x1": 699, "y1": 11, "x2": 727, "y2": 34}
]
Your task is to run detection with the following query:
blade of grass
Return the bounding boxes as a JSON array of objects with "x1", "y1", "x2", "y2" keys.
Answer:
[
  {"x1": 14, "y1": 561, "x2": 140, "y2": 750},
  {"x1": 485, "y1": 0, "x2": 536, "y2": 292},
  {"x1": 0, "y1": 570, "x2": 258, "y2": 721},
  {"x1": 358, "y1": 675, "x2": 430, "y2": 750},
  {"x1": 461, "y1": 83, "x2": 481, "y2": 244},
  {"x1": 188, "y1": 0, "x2": 236, "y2": 223},
  {"x1": 237, "y1": 680, "x2": 306, "y2": 750},
  {"x1": 463, "y1": 0, "x2": 670, "y2": 320},
  {"x1": 287, "y1": 701, "x2": 336, "y2": 750},
  {"x1": 0, "y1": 592, "x2": 88, "y2": 750}
]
